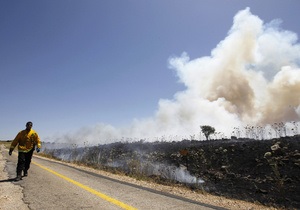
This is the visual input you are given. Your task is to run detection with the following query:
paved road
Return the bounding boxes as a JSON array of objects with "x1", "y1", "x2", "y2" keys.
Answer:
[{"x1": 5, "y1": 154, "x2": 225, "y2": 210}]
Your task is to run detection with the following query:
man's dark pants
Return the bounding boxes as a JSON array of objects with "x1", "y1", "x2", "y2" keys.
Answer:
[{"x1": 17, "y1": 148, "x2": 34, "y2": 176}]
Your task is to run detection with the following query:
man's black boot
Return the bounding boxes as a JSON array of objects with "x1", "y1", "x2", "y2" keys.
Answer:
[
  {"x1": 15, "y1": 174, "x2": 22, "y2": 181},
  {"x1": 23, "y1": 170, "x2": 28, "y2": 177}
]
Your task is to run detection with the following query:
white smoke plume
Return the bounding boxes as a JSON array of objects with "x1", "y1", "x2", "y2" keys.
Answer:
[{"x1": 56, "y1": 8, "x2": 300, "y2": 145}]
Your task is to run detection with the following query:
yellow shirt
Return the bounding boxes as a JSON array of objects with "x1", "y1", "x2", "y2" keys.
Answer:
[{"x1": 10, "y1": 129, "x2": 41, "y2": 153}]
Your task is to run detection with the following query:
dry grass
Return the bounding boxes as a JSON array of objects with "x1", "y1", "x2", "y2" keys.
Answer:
[{"x1": 0, "y1": 141, "x2": 12, "y2": 149}]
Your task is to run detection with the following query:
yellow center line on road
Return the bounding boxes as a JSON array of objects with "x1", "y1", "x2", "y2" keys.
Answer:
[{"x1": 32, "y1": 161, "x2": 138, "y2": 210}]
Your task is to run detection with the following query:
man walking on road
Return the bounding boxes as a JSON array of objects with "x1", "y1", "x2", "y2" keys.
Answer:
[{"x1": 9, "y1": 121, "x2": 41, "y2": 181}]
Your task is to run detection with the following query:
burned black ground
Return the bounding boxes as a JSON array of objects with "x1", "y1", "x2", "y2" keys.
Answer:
[{"x1": 43, "y1": 136, "x2": 300, "y2": 209}]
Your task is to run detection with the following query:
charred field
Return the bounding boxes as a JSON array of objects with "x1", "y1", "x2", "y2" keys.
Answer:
[{"x1": 43, "y1": 136, "x2": 300, "y2": 209}]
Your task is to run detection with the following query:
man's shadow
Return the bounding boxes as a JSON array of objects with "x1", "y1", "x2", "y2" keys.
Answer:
[{"x1": 0, "y1": 178, "x2": 16, "y2": 182}]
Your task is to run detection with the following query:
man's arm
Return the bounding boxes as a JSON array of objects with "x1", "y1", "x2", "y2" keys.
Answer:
[
  {"x1": 9, "y1": 133, "x2": 20, "y2": 155},
  {"x1": 34, "y1": 132, "x2": 41, "y2": 152}
]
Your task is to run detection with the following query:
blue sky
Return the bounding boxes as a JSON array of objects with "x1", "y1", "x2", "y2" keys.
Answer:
[{"x1": 1, "y1": 1, "x2": 300, "y2": 142}]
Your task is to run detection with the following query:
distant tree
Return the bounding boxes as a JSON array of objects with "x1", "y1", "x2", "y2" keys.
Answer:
[{"x1": 200, "y1": 125, "x2": 215, "y2": 140}]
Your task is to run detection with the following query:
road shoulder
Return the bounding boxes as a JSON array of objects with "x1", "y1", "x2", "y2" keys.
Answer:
[{"x1": 0, "y1": 145, "x2": 29, "y2": 210}]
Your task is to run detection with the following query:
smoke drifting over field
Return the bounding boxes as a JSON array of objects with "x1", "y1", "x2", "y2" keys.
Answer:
[{"x1": 57, "y1": 8, "x2": 300, "y2": 145}]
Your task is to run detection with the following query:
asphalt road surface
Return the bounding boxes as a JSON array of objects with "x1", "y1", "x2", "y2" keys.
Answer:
[{"x1": 4, "y1": 153, "x2": 225, "y2": 210}]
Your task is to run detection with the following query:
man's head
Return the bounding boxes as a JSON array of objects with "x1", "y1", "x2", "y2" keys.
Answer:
[{"x1": 26, "y1": 121, "x2": 33, "y2": 131}]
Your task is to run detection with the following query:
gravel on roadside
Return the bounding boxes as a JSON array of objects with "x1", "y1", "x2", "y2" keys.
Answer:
[{"x1": 0, "y1": 145, "x2": 29, "y2": 210}]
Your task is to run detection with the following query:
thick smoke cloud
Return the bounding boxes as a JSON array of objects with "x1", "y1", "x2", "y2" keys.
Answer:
[{"x1": 56, "y1": 8, "x2": 300, "y2": 145}]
